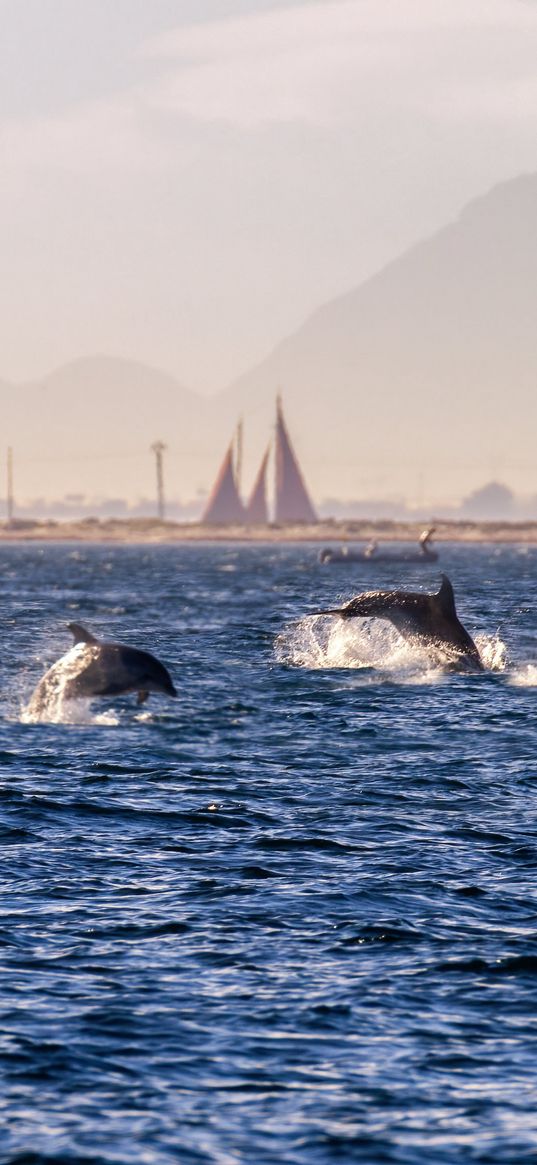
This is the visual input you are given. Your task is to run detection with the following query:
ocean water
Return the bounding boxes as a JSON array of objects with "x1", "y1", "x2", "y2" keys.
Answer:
[{"x1": 1, "y1": 541, "x2": 537, "y2": 1165}]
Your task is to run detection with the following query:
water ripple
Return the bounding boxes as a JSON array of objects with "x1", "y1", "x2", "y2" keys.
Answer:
[{"x1": 1, "y1": 544, "x2": 537, "y2": 1164}]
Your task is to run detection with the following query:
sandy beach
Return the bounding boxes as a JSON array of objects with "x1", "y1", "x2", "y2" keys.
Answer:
[{"x1": 1, "y1": 518, "x2": 537, "y2": 543}]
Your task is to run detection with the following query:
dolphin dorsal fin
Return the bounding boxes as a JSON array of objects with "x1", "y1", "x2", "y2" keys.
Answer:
[
  {"x1": 435, "y1": 575, "x2": 456, "y2": 619},
  {"x1": 68, "y1": 622, "x2": 98, "y2": 645}
]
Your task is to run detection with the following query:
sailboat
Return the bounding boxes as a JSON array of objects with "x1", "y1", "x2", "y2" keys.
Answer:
[
  {"x1": 244, "y1": 447, "x2": 269, "y2": 524},
  {"x1": 273, "y1": 395, "x2": 317, "y2": 524},
  {"x1": 202, "y1": 397, "x2": 317, "y2": 525},
  {"x1": 201, "y1": 440, "x2": 246, "y2": 524}
]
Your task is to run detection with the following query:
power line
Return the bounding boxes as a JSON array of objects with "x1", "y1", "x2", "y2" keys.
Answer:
[{"x1": 12, "y1": 445, "x2": 208, "y2": 467}]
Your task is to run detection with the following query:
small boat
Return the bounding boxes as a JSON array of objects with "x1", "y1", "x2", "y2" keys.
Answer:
[{"x1": 319, "y1": 528, "x2": 439, "y2": 565}]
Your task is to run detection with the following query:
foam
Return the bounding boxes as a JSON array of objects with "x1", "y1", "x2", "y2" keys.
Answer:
[
  {"x1": 277, "y1": 617, "x2": 507, "y2": 681},
  {"x1": 21, "y1": 644, "x2": 116, "y2": 725},
  {"x1": 508, "y1": 664, "x2": 537, "y2": 687}
]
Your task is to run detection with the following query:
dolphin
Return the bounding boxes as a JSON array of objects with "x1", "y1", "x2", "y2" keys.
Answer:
[
  {"x1": 313, "y1": 575, "x2": 483, "y2": 671},
  {"x1": 27, "y1": 623, "x2": 177, "y2": 717}
]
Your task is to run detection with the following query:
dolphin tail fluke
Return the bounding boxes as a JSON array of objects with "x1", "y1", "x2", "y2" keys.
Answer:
[{"x1": 68, "y1": 622, "x2": 99, "y2": 645}]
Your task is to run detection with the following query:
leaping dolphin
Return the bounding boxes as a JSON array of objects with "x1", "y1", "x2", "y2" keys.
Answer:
[
  {"x1": 313, "y1": 575, "x2": 483, "y2": 671},
  {"x1": 27, "y1": 623, "x2": 177, "y2": 717}
]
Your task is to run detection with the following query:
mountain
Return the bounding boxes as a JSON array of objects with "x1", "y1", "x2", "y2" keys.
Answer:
[
  {"x1": 4, "y1": 174, "x2": 537, "y2": 509},
  {"x1": 220, "y1": 174, "x2": 537, "y2": 501},
  {"x1": 2, "y1": 356, "x2": 214, "y2": 503}
]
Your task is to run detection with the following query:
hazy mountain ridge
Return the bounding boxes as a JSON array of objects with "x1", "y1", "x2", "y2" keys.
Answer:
[
  {"x1": 220, "y1": 173, "x2": 537, "y2": 500},
  {"x1": 1, "y1": 355, "x2": 211, "y2": 502},
  {"x1": 3, "y1": 174, "x2": 537, "y2": 506}
]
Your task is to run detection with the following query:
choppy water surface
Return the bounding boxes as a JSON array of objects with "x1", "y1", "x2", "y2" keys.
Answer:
[{"x1": 1, "y1": 542, "x2": 537, "y2": 1164}]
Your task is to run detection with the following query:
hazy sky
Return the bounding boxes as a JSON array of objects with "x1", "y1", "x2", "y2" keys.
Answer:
[{"x1": 2, "y1": 0, "x2": 537, "y2": 393}]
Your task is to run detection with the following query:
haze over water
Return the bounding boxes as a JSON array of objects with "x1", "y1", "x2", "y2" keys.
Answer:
[{"x1": 2, "y1": 543, "x2": 537, "y2": 1163}]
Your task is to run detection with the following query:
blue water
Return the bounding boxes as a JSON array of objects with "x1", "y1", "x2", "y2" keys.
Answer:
[{"x1": 1, "y1": 542, "x2": 537, "y2": 1164}]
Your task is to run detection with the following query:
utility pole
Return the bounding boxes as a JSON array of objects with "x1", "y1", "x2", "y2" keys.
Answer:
[
  {"x1": 151, "y1": 441, "x2": 167, "y2": 521},
  {"x1": 6, "y1": 447, "x2": 14, "y2": 525}
]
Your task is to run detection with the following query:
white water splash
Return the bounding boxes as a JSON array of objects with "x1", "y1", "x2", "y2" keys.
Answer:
[
  {"x1": 475, "y1": 633, "x2": 507, "y2": 672},
  {"x1": 276, "y1": 617, "x2": 507, "y2": 681},
  {"x1": 508, "y1": 664, "x2": 537, "y2": 687},
  {"x1": 277, "y1": 616, "x2": 438, "y2": 681},
  {"x1": 21, "y1": 643, "x2": 120, "y2": 725}
]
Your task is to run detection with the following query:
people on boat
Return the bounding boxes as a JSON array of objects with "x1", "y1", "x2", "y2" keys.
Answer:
[
  {"x1": 418, "y1": 527, "x2": 436, "y2": 557},
  {"x1": 319, "y1": 527, "x2": 438, "y2": 565}
]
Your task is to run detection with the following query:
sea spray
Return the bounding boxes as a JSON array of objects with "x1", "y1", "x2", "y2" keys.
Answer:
[
  {"x1": 22, "y1": 643, "x2": 101, "y2": 724},
  {"x1": 277, "y1": 617, "x2": 508, "y2": 680}
]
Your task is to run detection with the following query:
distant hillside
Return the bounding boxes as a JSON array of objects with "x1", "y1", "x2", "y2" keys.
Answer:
[
  {"x1": 220, "y1": 173, "x2": 537, "y2": 501},
  {"x1": 2, "y1": 356, "x2": 214, "y2": 502},
  {"x1": 4, "y1": 174, "x2": 537, "y2": 508}
]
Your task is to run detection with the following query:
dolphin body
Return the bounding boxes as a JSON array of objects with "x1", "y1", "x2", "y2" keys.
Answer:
[
  {"x1": 28, "y1": 623, "x2": 177, "y2": 716},
  {"x1": 314, "y1": 575, "x2": 483, "y2": 672}
]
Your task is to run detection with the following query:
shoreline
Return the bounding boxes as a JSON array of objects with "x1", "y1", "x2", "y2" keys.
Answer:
[{"x1": 1, "y1": 518, "x2": 537, "y2": 544}]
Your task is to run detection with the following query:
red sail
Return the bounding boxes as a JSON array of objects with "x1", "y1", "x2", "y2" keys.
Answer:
[
  {"x1": 202, "y1": 441, "x2": 246, "y2": 524},
  {"x1": 245, "y1": 447, "x2": 270, "y2": 524},
  {"x1": 274, "y1": 398, "x2": 317, "y2": 523}
]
